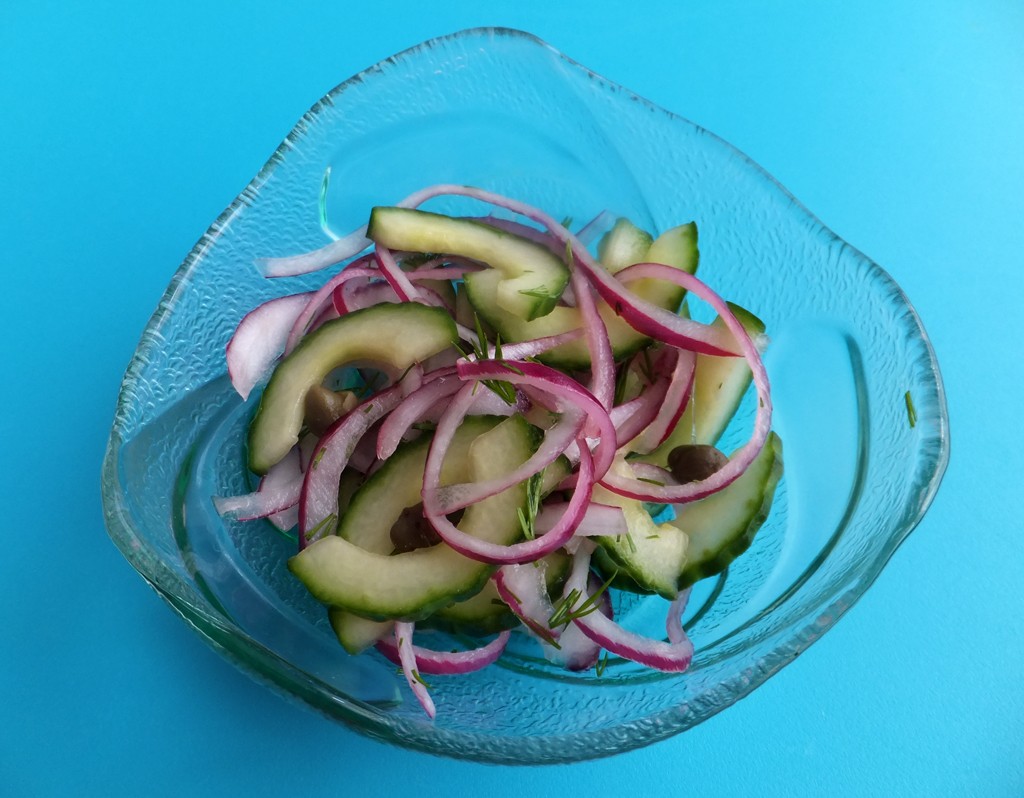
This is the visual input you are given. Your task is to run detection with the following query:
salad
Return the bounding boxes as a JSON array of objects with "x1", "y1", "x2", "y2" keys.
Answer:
[{"x1": 214, "y1": 184, "x2": 782, "y2": 718}]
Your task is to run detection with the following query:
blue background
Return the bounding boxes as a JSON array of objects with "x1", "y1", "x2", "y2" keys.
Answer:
[{"x1": 2, "y1": 1, "x2": 1021, "y2": 795}]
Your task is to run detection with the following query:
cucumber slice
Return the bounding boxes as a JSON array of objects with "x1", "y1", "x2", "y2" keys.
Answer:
[
  {"x1": 593, "y1": 434, "x2": 783, "y2": 595},
  {"x1": 597, "y1": 217, "x2": 653, "y2": 274},
  {"x1": 247, "y1": 302, "x2": 457, "y2": 474},
  {"x1": 336, "y1": 469, "x2": 363, "y2": 517},
  {"x1": 337, "y1": 415, "x2": 500, "y2": 553},
  {"x1": 421, "y1": 582, "x2": 517, "y2": 636},
  {"x1": 328, "y1": 551, "x2": 570, "y2": 648},
  {"x1": 367, "y1": 207, "x2": 569, "y2": 321},
  {"x1": 328, "y1": 609, "x2": 392, "y2": 655},
  {"x1": 591, "y1": 545, "x2": 656, "y2": 595},
  {"x1": 591, "y1": 459, "x2": 689, "y2": 599},
  {"x1": 327, "y1": 425, "x2": 570, "y2": 647},
  {"x1": 464, "y1": 222, "x2": 699, "y2": 370},
  {"x1": 673, "y1": 432, "x2": 784, "y2": 587},
  {"x1": 639, "y1": 303, "x2": 765, "y2": 466},
  {"x1": 288, "y1": 415, "x2": 536, "y2": 621}
]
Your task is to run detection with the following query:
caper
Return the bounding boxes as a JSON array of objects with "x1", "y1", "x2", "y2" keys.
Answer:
[
  {"x1": 303, "y1": 386, "x2": 357, "y2": 437},
  {"x1": 389, "y1": 504, "x2": 463, "y2": 554},
  {"x1": 667, "y1": 444, "x2": 728, "y2": 484}
]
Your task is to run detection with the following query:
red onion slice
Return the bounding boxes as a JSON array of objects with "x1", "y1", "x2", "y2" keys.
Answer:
[
  {"x1": 567, "y1": 544, "x2": 693, "y2": 672},
  {"x1": 308, "y1": 301, "x2": 340, "y2": 333},
  {"x1": 569, "y1": 263, "x2": 615, "y2": 410},
  {"x1": 666, "y1": 588, "x2": 692, "y2": 646},
  {"x1": 298, "y1": 383, "x2": 405, "y2": 547},
  {"x1": 608, "y1": 394, "x2": 652, "y2": 433},
  {"x1": 493, "y1": 565, "x2": 561, "y2": 645},
  {"x1": 263, "y1": 444, "x2": 305, "y2": 531},
  {"x1": 342, "y1": 280, "x2": 454, "y2": 315},
  {"x1": 630, "y1": 348, "x2": 696, "y2": 454},
  {"x1": 574, "y1": 209, "x2": 615, "y2": 247},
  {"x1": 255, "y1": 183, "x2": 474, "y2": 278},
  {"x1": 457, "y1": 328, "x2": 584, "y2": 363},
  {"x1": 493, "y1": 564, "x2": 599, "y2": 669},
  {"x1": 282, "y1": 264, "x2": 378, "y2": 355},
  {"x1": 599, "y1": 264, "x2": 771, "y2": 503},
  {"x1": 609, "y1": 351, "x2": 676, "y2": 447},
  {"x1": 423, "y1": 383, "x2": 597, "y2": 564},
  {"x1": 339, "y1": 281, "x2": 400, "y2": 313},
  {"x1": 546, "y1": 560, "x2": 616, "y2": 671},
  {"x1": 548, "y1": 620, "x2": 603, "y2": 671},
  {"x1": 627, "y1": 462, "x2": 680, "y2": 486},
  {"x1": 375, "y1": 367, "x2": 460, "y2": 460},
  {"x1": 266, "y1": 504, "x2": 299, "y2": 533},
  {"x1": 257, "y1": 226, "x2": 371, "y2": 278},
  {"x1": 226, "y1": 292, "x2": 314, "y2": 401},
  {"x1": 393, "y1": 622, "x2": 435, "y2": 719},
  {"x1": 374, "y1": 245, "x2": 422, "y2": 303},
  {"x1": 424, "y1": 400, "x2": 584, "y2": 515},
  {"x1": 535, "y1": 502, "x2": 627, "y2": 538},
  {"x1": 455, "y1": 359, "x2": 618, "y2": 481},
  {"x1": 213, "y1": 445, "x2": 302, "y2": 521},
  {"x1": 333, "y1": 273, "x2": 373, "y2": 315},
  {"x1": 376, "y1": 629, "x2": 511, "y2": 676}
]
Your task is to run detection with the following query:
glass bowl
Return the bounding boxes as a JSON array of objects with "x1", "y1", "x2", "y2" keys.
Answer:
[{"x1": 101, "y1": 27, "x2": 949, "y2": 764}]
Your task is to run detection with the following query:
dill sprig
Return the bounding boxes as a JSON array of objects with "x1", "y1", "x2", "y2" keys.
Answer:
[
  {"x1": 522, "y1": 617, "x2": 561, "y2": 648},
  {"x1": 548, "y1": 570, "x2": 616, "y2": 629},
  {"x1": 516, "y1": 469, "x2": 545, "y2": 541},
  {"x1": 305, "y1": 512, "x2": 338, "y2": 542},
  {"x1": 455, "y1": 313, "x2": 518, "y2": 405}
]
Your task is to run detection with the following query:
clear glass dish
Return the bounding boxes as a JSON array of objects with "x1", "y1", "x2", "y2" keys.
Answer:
[{"x1": 101, "y1": 27, "x2": 949, "y2": 764}]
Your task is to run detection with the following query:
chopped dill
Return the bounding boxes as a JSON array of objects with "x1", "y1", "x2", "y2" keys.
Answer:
[{"x1": 905, "y1": 390, "x2": 918, "y2": 428}]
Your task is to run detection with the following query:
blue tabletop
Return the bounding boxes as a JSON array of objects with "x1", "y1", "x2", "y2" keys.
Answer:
[{"x1": 3, "y1": 1, "x2": 1021, "y2": 795}]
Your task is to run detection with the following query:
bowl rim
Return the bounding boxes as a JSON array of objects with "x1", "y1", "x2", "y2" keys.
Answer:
[{"x1": 102, "y1": 26, "x2": 951, "y2": 764}]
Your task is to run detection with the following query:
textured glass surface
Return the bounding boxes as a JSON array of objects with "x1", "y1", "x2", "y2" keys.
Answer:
[{"x1": 101, "y1": 28, "x2": 949, "y2": 764}]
